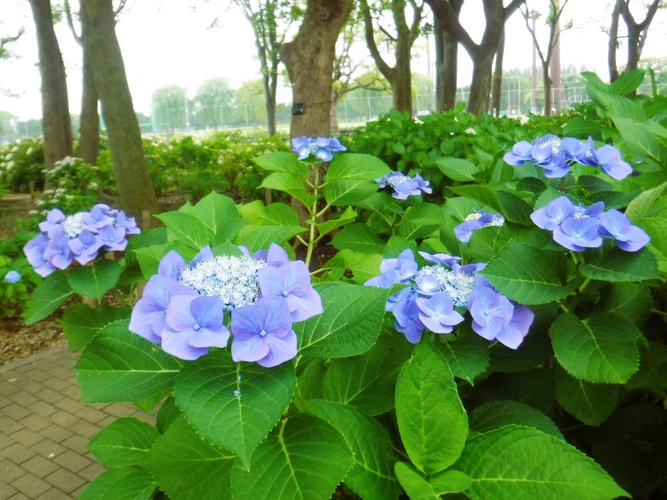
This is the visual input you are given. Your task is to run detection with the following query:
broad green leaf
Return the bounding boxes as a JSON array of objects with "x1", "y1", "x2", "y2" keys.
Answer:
[
  {"x1": 155, "y1": 397, "x2": 181, "y2": 434},
  {"x1": 174, "y1": 350, "x2": 295, "y2": 469},
  {"x1": 396, "y1": 341, "x2": 467, "y2": 475},
  {"x1": 480, "y1": 241, "x2": 575, "y2": 304},
  {"x1": 230, "y1": 415, "x2": 353, "y2": 500},
  {"x1": 624, "y1": 182, "x2": 667, "y2": 220},
  {"x1": 450, "y1": 185, "x2": 502, "y2": 212},
  {"x1": 307, "y1": 400, "x2": 401, "y2": 500},
  {"x1": 60, "y1": 304, "x2": 131, "y2": 351},
  {"x1": 261, "y1": 172, "x2": 315, "y2": 206},
  {"x1": 190, "y1": 192, "x2": 244, "y2": 245},
  {"x1": 322, "y1": 250, "x2": 382, "y2": 283},
  {"x1": 322, "y1": 333, "x2": 412, "y2": 415},
  {"x1": 238, "y1": 200, "x2": 300, "y2": 226},
  {"x1": 469, "y1": 400, "x2": 563, "y2": 439},
  {"x1": 142, "y1": 416, "x2": 234, "y2": 500},
  {"x1": 435, "y1": 157, "x2": 481, "y2": 182},
  {"x1": 296, "y1": 283, "x2": 386, "y2": 358},
  {"x1": 331, "y1": 223, "x2": 385, "y2": 254},
  {"x1": 429, "y1": 470, "x2": 472, "y2": 495},
  {"x1": 78, "y1": 467, "x2": 156, "y2": 500},
  {"x1": 609, "y1": 69, "x2": 645, "y2": 95},
  {"x1": 238, "y1": 225, "x2": 305, "y2": 252},
  {"x1": 68, "y1": 260, "x2": 121, "y2": 302},
  {"x1": 254, "y1": 151, "x2": 308, "y2": 179},
  {"x1": 613, "y1": 116, "x2": 666, "y2": 164},
  {"x1": 357, "y1": 192, "x2": 404, "y2": 220},
  {"x1": 394, "y1": 462, "x2": 439, "y2": 500},
  {"x1": 554, "y1": 365, "x2": 618, "y2": 426},
  {"x1": 443, "y1": 196, "x2": 480, "y2": 221},
  {"x1": 581, "y1": 247, "x2": 659, "y2": 282},
  {"x1": 457, "y1": 425, "x2": 628, "y2": 500},
  {"x1": 601, "y1": 283, "x2": 653, "y2": 325},
  {"x1": 550, "y1": 313, "x2": 640, "y2": 383},
  {"x1": 496, "y1": 191, "x2": 533, "y2": 225},
  {"x1": 433, "y1": 327, "x2": 489, "y2": 384},
  {"x1": 133, "y1": 244, "x2": 168, "y2": 279},
  {"x1": 88, "y1": 417, "x2": 160, "y2": 467},
  {"x1": 636, "y1": 217, "x2": 667, "y2": 273},
  {"x1": 25, "y1": 272, "x2": 74, "y2": 325},
  {"x1": 397, "y1": 203, "x2": 443, "y2": 239},
  {"x1": 76, "y1": 319, "x2": 183, "y2": 403},
  {"x1": 626, "y1": 341, "x2": 667, "y2": 392},
  {"x1": 156, "y1": 211, "x2": 209, "y2": 250},
  {"x1": 124, "y1": 228, "x2": 168, "y2": 264},
  {"x1": 323, "y1": 153, "x2": 390, "y2": 206},
  {"x1": 316, "y1": 206, "x2": 357, "y2": 238}
]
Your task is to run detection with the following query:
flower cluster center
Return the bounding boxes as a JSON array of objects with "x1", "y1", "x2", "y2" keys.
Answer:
[
  {"x1": 416, "y1": 265, "x2": 475, "y2": 307},
  {"x1": 62, "y1": 213, "x2": 86, "y2": 238},
  {"x1": 178, "y1": 256, "x2": 267, "y2": 311},
  {"x1": 536, "y1": 135, "x2": 562, "y2": 153}
]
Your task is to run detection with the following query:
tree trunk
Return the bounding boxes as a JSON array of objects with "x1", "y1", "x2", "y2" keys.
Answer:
[
  {"x1": 80, "y1": 0, "x2": 160, "y2": 224},
  {"x1": 626, "y1": 26, "x2": 641, "y2": 72},
  {"x1": 433, "y1": 3, "x2": 461, "y2": 112},
  {"x1": 281, "y1": 0, "x2": 354, "y2": 137},
  {"x1": 608, "y1": 0, "x2": 622, "y2": 82},
  {"x1": 491, "y1": 27, "x2": 505, "y2": 116},
  {"x1": 467, "y1": 51, "x2": 495, "y2": 117},
  {"x1": 27, "y1": 0, "x2": 73, "y2": 171},
  {"x1": 77, "y1": 50, "x2": 100, "y2": 165},
  {"x1": 393, "y1": 43, "x2": 413, "y2": 114},
  {"x1": 542, "y1": 61, "x2": 552, "y2": 116}
]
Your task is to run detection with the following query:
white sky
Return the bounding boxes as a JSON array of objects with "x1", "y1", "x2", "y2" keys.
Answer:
[{"x1": 0, "y1": 0, "x2": 665, "y2": 120}]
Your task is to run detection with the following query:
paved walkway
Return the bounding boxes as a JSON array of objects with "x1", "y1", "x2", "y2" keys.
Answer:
[{"x1": 0, "y1": 344, "x2": 153, "y2": 499}]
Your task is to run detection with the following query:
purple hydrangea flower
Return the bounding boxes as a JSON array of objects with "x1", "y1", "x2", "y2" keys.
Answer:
[
  {"x1": 115, "y1": 211, "x2": 141, "y2": 235},
  {"x1": 416, "y1": 293, "x2": 465, "y2": 334},
  {"x1": 258, "y1": 261, "x2": 323, "y2": 322},
  {"x1": 38, "y1": 209, "x2": 66, "y2": 238},
  {"x1": 503, "y1": 141, "x2": 533, "y2": 166},
  {"x1": 495, "y1": 303, "x2": 535, "y2": 349},
  {"x1": 241, "y1": 243, "x2": 290, "y2": 267},
  {"x1": 82, "y1": 204, "x2": 113, "y2": 231},
  {"x1": 530, "y1": 196, "x2": 577, "y2": 231},
  {"x1": 97, "y1": 225, "x2": 128, "y2": 252},
  {"x1": 418, "y1": 251, "x2": 461, "y2": 267},
  {"x1": 157, "y1": 247, "x2": 214, "y2": 280},
  {"x1": 376, "y1": 171, "x2": 432, "y2": 200},
  {"x1": 379, "y1": 249, "x2": 419, "y2": 283},
  {"x1": 291, "y1": 136, "x2": 347, "y2": 161},
  {"x1": 454, "y1": 211, "x2": 505, "y2": 243},
  {"x1": 594, "y1": 145, "x2": 633, "y2": 181},
  {"x1": 467, "y1": 287, "x2": 514, "y2": 340},
  {"x1": 68, "y1": 230, "x2": 104, "y2": 265},
  {"x1": 553, "y1": 216, "x2": 603, "y2": 251},
  {"x1": 4, "y1": 270, "x2": 21, "y2": 284},
  {"x1": 23, "y1": 234, "x2": 56, "y2": 277},
  {"x1": 161, "y1": 295, "x2": 230, "y2": 360},
  {"x1": 231, "y1": 297, "x2": 297, "y2": 368},
  {"x1": 43, "y1": 234, "x2": 74, "y2": 270},
  {"x1": 393, "y1": 296, "x2": 426, "y2": 344},
  {"x1": 599, "y1": 209, "x2": 650, "y2": 252}
]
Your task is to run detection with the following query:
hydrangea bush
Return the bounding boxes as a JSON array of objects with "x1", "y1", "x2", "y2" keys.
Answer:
[{"x1": 23, "y1": 74, "x2": 667, "y2": 499}]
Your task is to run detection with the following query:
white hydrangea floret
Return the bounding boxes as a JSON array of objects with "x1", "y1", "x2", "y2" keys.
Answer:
[
  {"x1": 179, "y1": 256, "x2": 267, "y2": 311},
  {"x1": 416, "y1": 266, "x2": 475, "y2": 307},
  {"x1": 63, "y1": 212, "x2": 86, "y2": 238}
]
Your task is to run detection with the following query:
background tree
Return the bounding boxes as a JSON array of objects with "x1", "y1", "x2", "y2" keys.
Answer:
[
  {"x1": 608, "y1": 0, "x2": 662, "y2": 83},
  {"x1": 152, "y1": 85, "x2": 189, "y2": 132},
  {"x1": 0, "y1": 29, "x2": 24, "y2": 60},
  {"x1": 80, "y1": 0, "x2": 160, "y2": 223},
  {"x1": 360, "y1": 0, "x2": 425, "y2": 115},
  {"x1": 521, "y1": 0, "x2": 570, "y2": 115},
  {"x1": 426, "y1": 0, "x2": 524, "y2": 116},
  {"x1": 432, "y1": 0, "x2": 462, "y2": 111},
  {"x1": 26, "y1": 0, "x2": 73, "y2": 170},
  {"x1": 192, "y1": 78, "x2": 234, "y2": 129},
  {"x1": 280, "y1": 0, "x2": 354, "y2": 137}
]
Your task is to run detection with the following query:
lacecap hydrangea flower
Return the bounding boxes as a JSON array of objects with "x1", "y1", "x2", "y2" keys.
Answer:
[
  {"x1": 291, "y1": 136, "x2": 347, "y2": 162},
  {"x1": 3, "y1": 270, "x2": 21, "y2": 284},
  {"x1": 365, "y1": 250, "x2": 534, "y2": 349},
  {"x1": 23, "y1": 204, "x2": 140, "y2": 277},
  {"x1": 454, "y1": 210, "x2": 505, "y2": 243},
  {"x1": 376, "y1": 171, "x2": 432, "y2": 200},
  {"x1": 504, "y1": 135, "x2": 633, "y2": 181},
  {"x1": 129, "y1": 244, "x2": 322, "y2": 366},
  {"x1": 531, "y1": 196, "x2": 650, "y2": 252}
]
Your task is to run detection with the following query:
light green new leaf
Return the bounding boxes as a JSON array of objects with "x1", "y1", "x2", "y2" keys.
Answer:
[
  {"x1": 429, "y1": 470, "x2": 472, "y2": 494},
  {"x1": 133, "y1": 244, "x2": 168, "y2": 279},
  {"x1": 397, "y1": 203, "x2": 443, "y2": 240},
  {"x1": 156, "y1": 211, "x2": 209, "y2": 250},
  {"x1": 550, "y1": 313, "x2": 640, "y2": 383},
  {"x1": 254, "y1": 151, "x2": 309, "y2": 179},
  {"x1": 238, "y1": 200, "x2": 300, "y2": 226},
  {"x1": 450, "y1": 185, "x2": 502, "y2": 212},
  {"x1": 396, "y1": 341, "x2": 468, "y2": 475},
  {"x1": 261, "y1": 172, "x2": 315, "y2": 206},
  {"x1": 230, "y1": 415, "x2": 353, "y2": 500},
  {"x1": 480, "y1": 241, "x2": 575, "y2": 304},
  {"x1": 457, "y1": 425, "x2": 629, "y2": 500},
  {"x1": 174, "y1": 350, "x2": 295, "y2": 469},
  {"x1": 394, "y1": 462, "x2": 439, "y2": 500},
  {"x1": 307, "y1": 400, "x2": 401, "y2": 500},
  {"x1": 331, "y1": 223, "x2": 385, "y2": 254},
  {"x1": 238, "y1": 225, "x2": 305, "y2": 252},
  {"x1": 75, "y1": 319, "x2": 183, "y2": 403},
  {"x1": 68, "y1": 260, "x2": 121, "y2": 302},
  {"x1": 88, "y1": 417, "x2": 160, "y2": 467},
  {"x1": 435, "y1": 157, "x2": 481, "y2": 182},
  {"x1": 78, "y1": 467, "x2": 156, "y2": 500},
  {"x1": 323, "y1": 250, "x2": 383, "y2": 283},
  {"x1": 296, "y1": 283, "x2": 386, "y2": 358},
  {"x1": 554, "y1": 365, "x2": 618, "y2": 426},
  {"x1": 469, "y1": 400, "x2": 563, "y2": 439},
  {"x1": 624, "y1": 181, "x2": 667, "y2": 220},
  {"x1": 142, "y1": 416, "x2": 235, "y2": 500},
  {"x1": 61, "y1": 304, "x2": 131, "y2": 351},
  {"x1": 190, "y1": 192, "x2": 244, "y2": 245},
  {"x1": 636, "y1": 217, "x2": 667, "y2": 274},
  {"x1": 323, "y1": 153, "x2": 390, "y2": 206},
  {"x1": 25, "y1": 272, "x2": 74, "y2": 325},
  {"x1": 316, "y1": 206, "x2": 357, "y2": 238},
  {"x1": 580, "y1": 247, "x2": 659, "y2": 282}
]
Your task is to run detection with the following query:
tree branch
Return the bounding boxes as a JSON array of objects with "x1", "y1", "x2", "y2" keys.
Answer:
[{"x1": 360, "y1": 0, "x2": 395, "y2": 80}]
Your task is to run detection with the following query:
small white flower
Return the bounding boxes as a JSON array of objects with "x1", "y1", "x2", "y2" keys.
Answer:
[
  {"x1": 29, "y1": 210, "x2": 39, "y2": 215},
  {"x1": 63, "y1": 212, "x2": 86, "y2": 238},
  {"x1": 416, "y1": 266, "x2": 475, "y2": 308},
  {"x1": 36, "y1": 199, "x2": 45, "y2": 206},
  {"x1": 464, "y1": 128, "x2": 477, "y2": 136}
]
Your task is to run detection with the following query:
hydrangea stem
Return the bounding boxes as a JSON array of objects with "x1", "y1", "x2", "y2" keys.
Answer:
[{"x1": 305, "y1": 166, "x2": 321, "y2": 269}]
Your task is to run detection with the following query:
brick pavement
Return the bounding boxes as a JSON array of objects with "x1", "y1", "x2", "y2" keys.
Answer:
[{"x1": 1, "y1": 344, "x2": 154, "y2": 499}]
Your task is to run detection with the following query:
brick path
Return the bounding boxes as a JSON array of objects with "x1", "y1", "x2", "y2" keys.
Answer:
[{"x1": 0, "y1": 344, "x2": 154, "y2": 499}]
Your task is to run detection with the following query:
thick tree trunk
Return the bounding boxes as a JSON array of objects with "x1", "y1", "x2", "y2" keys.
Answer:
[
  {"x1": 27, "y1": 0, "x2": 73, "y2": 170},
  {"x1": 608, "y1": 0, "x2": 622, "y2": 82},
  {"x1": 626, "y1": 26, "x2": 641, "y2": 72},
  {"x1": 393, "y1": 44, "x2": 413, "y2": 115},
  {"x1": 491, "y1": 27, "x2": 505, "y2": 116},
  {"x1": 467, "y1": 52, "x2": 495, "y2": 117},
  {"x1": 543, "y1": 61, "x2": 552, "y2": 116},
  {"x1": 261, "y1": 68, "x2": 278, "y2": 136},
  {"x1": 80, "y1": 0, "x2": 160, "y2": 224},
  {"x1": 433, "y1": 2, "x2": 462, "y2": 112},
  {"x1": 78, "y1": 51, "x2": 100, "y2": 165},
  {"x1": 281, "y1": 0, "x2": 354, "y2": 137}
]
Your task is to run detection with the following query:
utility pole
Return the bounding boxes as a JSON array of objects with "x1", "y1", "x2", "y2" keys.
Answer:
[{"x1": 549, "y1": 1, "x2": 562, "y2": 113}]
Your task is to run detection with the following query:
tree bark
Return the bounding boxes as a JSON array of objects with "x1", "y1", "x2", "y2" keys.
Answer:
[
  {"x1": 80, "y1": 0, "x2": 160, "y2": 224},
  {"x1": 608, "y1": 0, "x2": 622, "y2": 82},
  {"x1": 468, "y1": 51, "x2": 496, "y2": 117},
  {"x1": 77, "y1": 51, "x2": 100, "y2": 165},
  {"x1": 491, "y1": 26, "x2": 505, "y2": 116},
  {"x1": 434, "y1": 14, "x2": 460, "y2": 112},
  {"x1": 27, "y1": 0, "x2": 73, "y2": 170},
  {"x1": 281, "y1": 0, "x2": 354, "y2": 137},
  {"x1": 542, "y1": 61, "x2": 552, "y2": 116}
]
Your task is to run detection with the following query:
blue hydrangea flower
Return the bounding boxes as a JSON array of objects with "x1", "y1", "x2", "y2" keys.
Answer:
[
  {"x1": 376, "y1": 171, "x2": 432, "y2": 200},
  {"x1": 599, "y1": 210, "x2": 650, "y2": 252},
  {"x1": 38, "y1": 209, "x2": 67, "y2": 238},
  {"x1": 67, "y1": 230, "x2": 104, "y2": 265},
  {"x1": 531, "y1": 197, "x2": 577, "y2": 231},
  {"x1": 365, "y1": 250, "x2": 533, "y2": 348},
  {"x1": 502, "y1": 141, "x2": 533, "y2": 166},
  {"x1": 291, "y1": 136, "x2": 347, "y2": 161},
  {"x1": 231, "y1": 297, "x2": 297, "y2": 368},
  {"x1": 23, "y1": 234, "x2": 55, "y2": 277},
  {"x1": 4, "y1": 270, "x2": 21, "y2": 284},
  {"x1": 593, "y1": 145, "x2": 633, "y2": 181},
  {"x1": 454, "y1": 210, "x2": 505, "y2": 243},
  {"x1": 82, "y1": 204, "x2": 114, "y2": 231},
  {"x1": 43, "y1": 234, "x2": 74, "y2": 270},
  {"x1": 258, "y1": 261, "x2": 323, "y2": 322}
]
